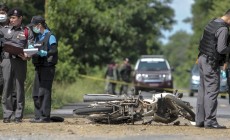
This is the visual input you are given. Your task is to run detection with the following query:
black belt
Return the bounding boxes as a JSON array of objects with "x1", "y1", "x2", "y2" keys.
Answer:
[{"x1": 3, "y1": 54, "x2": 20, "y2": 59}]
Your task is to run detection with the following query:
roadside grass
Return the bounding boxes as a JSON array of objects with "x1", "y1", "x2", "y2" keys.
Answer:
[
  {"x1": 0, "y1": 77, "x2": 105, "y2": 119},
  {"x1": 51, "y1": 77, "x2": 105, "y2": 109}
]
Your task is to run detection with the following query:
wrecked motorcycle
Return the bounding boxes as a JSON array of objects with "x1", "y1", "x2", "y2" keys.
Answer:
[{"x1": 73, "y1": 90, "x2": 195, "y2": 125}]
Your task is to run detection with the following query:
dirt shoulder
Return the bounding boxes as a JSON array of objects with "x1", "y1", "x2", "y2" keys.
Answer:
[{"x1": 0, "y1": 117, "x2": 230, "y2": 140}]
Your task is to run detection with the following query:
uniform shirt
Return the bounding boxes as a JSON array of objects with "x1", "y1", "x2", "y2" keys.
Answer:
[
  {"x1": 0, "y1": 25, "x2": 33, "y2": 48},
  {"x1": 36, "y1": 29, "x2": 57, "y2": 49},
  {"x1": 34, "y1": 29, "x2": 58, "y2": 58},
  {"x1": 0, "y1": 25, "x2": 33, "y2": 58},
  {"x1": 214, "y1": 18, "x2": 230, "y2": 54}
]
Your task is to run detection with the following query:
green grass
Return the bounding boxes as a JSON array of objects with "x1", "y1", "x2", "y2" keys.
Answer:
[
  {"x1": 51, "y1": 77, "x2": 105, "y2": 109},
  {"x1": 0, "y1": 77, "x2": 106, "y2": 119}
]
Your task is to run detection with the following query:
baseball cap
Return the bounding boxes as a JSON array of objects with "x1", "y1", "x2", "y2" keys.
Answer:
[
  {"x1": 27, "y1": 15, "x2": 45, "y2": 27},
  {"x1": 8, "y1": 8, "x2": 23, "y2": 17}
]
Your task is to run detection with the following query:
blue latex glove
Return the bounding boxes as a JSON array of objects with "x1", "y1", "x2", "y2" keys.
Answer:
[
  {"x1": 28, "y1": 44, "x2": 34, "y2": 49},
  {"x1": 38, "y1": 50, "x2": 47, "y2": 57},
  {"x1": 221, "y1": 70, "x2": 226, "y2": 78}
]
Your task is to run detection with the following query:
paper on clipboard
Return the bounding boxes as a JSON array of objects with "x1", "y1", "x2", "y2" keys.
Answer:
[{"x1": 23, "y1": 48, "x2": 38, "y2": 56}]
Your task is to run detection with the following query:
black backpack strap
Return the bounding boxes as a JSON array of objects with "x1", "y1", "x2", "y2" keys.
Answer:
[{"x1": 43, "y1": 32, "x2": 52, "y2": 50}]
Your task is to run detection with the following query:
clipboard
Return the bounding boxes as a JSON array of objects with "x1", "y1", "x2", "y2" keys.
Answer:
[
  {"x1": 23, "y1": 48, "x2": 38, "y2": 56},
  {"x1": 3, "y1": 42, "x2": 23, "y2": 55}
]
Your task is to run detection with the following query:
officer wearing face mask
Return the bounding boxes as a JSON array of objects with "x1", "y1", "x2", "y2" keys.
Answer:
[
  {"x1": 27, "y1": 15, "x2": 58, "y2": 123},
  {"x1": 0, "y1": 7, "x2": 34, "y2": 123},
  {"x1": 0, "y1": 4, "x2": 18, "y2": 117},
  {"x1": 0, "y1": 4, "x2": 8, "y2": 27},
  {"x1": 0, "y1": 4, "x2": 9, "y2": 96}
]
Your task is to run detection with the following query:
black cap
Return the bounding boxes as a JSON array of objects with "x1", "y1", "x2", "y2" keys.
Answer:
[
  {"x1": 0, "y1": 3, "x2": 9, "y2": 12},
  {"x1": 8, "y1": 8, "x2": 23, "y2": 17},
  {"x1": 27, "y1": 15, "x2": 45, "y2": 27}
]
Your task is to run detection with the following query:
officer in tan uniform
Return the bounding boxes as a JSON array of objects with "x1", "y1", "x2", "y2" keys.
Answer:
[{"x1": 0, "y1": 8, "x2": 33, "y2": 123}]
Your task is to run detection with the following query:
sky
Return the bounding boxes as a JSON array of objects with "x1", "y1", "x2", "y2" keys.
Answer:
[{"x1": 161, "y1": 0, "x2": 194, "y2": 44}]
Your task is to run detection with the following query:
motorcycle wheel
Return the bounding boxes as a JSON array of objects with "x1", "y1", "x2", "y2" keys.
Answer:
[
  {"x1": 165, "y1": 94, "x2": 195, "y2": 122},
  {"x1": 83, "y1": 94, "x2": 125, "y2": 102},
  {"x1": 73, "y1": 106, "x2": 113, "y2": 115}
]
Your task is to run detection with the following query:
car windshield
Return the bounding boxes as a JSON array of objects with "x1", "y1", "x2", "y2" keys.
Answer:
[
  {"x1": 137, "y1": 60, "x2": 169, "y2": 71},
  {"x1": 192, "y1": 64, "x2": 199, "y2": 74}
]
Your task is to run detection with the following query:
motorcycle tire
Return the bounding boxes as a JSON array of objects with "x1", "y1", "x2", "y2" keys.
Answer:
[
  {"x1": 73, "y1": 106, "x2": 113, "y2": 115},
  {"x1": 165, "y1": 94, "x2": 195, "y2": 122},
  {"x1": 83, "y1": 94, "x2": 126, "y2": 102}
]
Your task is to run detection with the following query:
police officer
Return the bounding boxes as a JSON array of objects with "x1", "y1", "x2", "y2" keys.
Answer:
[
  {"x1": 0, "y1": 8, "x2": 33, "y2": 123},
  {"x1": 196, "y1": 9, "x2": 230, "y2": 129},
  {"x1": 119, "y1": 58, "x2": 132, "y2": 95},
  {"x1": 27, "y1": 16, "x2": 58, "y2": 123},
  {"x1": 0, "y1": 4, "x2": 9, "y2": 96}
]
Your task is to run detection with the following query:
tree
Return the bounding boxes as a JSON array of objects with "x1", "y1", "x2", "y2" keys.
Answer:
[
  {"x1": 187, "y1": 0, "x2": 215, "y2": 68},
  {"x1": 46, "y1": 0, "x2": 175, "y2": 73},
  {"x1": 5, "y1": 0, "x2": 45, "y2": 24},
  {"x1": 162, "y1": 30, "x2": 191, "y2": 88},
  {"x1": 5, "y1": 0, "x2": 78, "y2": 82}
]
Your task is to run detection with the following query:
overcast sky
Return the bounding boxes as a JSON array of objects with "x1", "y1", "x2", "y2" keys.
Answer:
[{"x1": 161, "y1": 0, "x2": 194, "y2": 44}]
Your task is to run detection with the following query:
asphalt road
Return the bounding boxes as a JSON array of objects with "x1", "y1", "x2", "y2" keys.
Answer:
[
  {"x1": 52, "y1": 92, "x2": 230, "y2": 118},
  {"x1": 50, "y1": 92, "x2": 230, "y2": 140}
]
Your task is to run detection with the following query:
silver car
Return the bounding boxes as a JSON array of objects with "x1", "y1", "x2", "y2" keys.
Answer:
[{"x1": 188, "y1": 64, "x2": 228, "y2": 97}]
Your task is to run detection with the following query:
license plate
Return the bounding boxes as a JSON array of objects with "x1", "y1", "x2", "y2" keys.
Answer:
[{"x1": 149, "y1": 83, "x2": 159, "y2": 86}]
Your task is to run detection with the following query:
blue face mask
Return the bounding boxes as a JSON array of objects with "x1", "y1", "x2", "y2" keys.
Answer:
[{"x1": 32, "y1": 26, "x2": 40, "y2": 33}]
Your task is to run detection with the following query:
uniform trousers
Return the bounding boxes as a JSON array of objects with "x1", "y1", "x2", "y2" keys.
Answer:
[
  {"x1": 196, "y1": 55, "x2": 220, "y2": 126},
  {"x1": 1, "y1": 58, "x2": 26, "y2": 119},
  {"x1": 32, "y1": 66, "x2": 55, "y2": 120}
]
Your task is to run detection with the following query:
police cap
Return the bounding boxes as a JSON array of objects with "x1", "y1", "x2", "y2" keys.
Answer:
[
  {"x1": 27, "y1": 15, "x2": 45, "y2": 27},
  {"x1": 8, "y1": 7, "x2": 23, "y2": 17},
  {"x1": 0, "y1": 3, "x2": 9, "y2": 12}
]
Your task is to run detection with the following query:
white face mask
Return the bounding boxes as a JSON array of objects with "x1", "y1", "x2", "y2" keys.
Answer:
[
  {"x1": 32, "y1": 26, "x2": 41, "y2": 33},
  {"x1": 0, "y1": 14, "x2": 7, "y2": 23}
]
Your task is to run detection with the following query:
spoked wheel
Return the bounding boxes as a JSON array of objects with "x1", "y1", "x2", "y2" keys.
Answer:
[{"x1": 165, "y1": 94, "x2": 195, "y2": 122}]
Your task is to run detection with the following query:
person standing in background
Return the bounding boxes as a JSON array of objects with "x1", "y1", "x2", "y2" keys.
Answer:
[
  {"x1": 105, "y1": 61, "x2": 119, "y2": 95},
  {"x1": 119, "y1": 58, "x2": 132, "y2": 95}
]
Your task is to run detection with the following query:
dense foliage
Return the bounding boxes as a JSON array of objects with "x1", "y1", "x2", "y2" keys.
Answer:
[
  {"x1": 6, "y1": 0, "x2": 230, "y2": 88},
  {"x1": 45, "y1": 0, "x2": 175, "y2": 74},
  {"x1": 162, "y1": 31, "x2": 191, "y2": 88}
]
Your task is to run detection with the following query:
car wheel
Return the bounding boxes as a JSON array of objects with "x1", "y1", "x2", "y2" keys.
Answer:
[
  {"x1": 220, "y1": 95, "x2": 226, "y2": 99},
  {"x1": 189, "y1": 92, "x2": 194, "y2": 97}
]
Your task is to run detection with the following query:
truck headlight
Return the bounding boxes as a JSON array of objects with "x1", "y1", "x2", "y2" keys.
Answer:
[
  {"x1": 163, "y1": 74, "x2": 172, "y2": 80},
  {"x1": 135, "y1": 74, "x2": 148, "y2": 82}
]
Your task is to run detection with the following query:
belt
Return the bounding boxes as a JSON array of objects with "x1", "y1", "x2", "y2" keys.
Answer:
[{"x1": 3, "y1": 54, "x2": 20, "y2": 59}]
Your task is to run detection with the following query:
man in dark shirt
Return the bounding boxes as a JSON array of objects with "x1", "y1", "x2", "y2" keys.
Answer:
[{"x1": 196, "y1": 9, "x2": 230, "y2": 129}]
